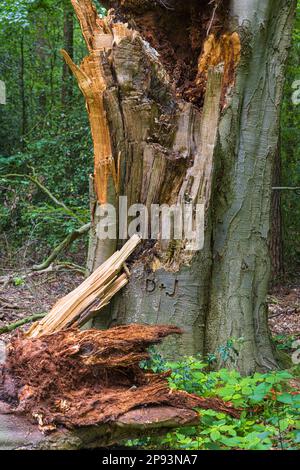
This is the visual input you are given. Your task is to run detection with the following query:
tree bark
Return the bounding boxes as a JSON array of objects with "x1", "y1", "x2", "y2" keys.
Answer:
[
  {"x1": 66, "y1": 0, "x2": 296, "y2": 374},
  {"x1": 36, "y1": 19, "x2": 48, "y2": 112},
  {"x1": 204, "y1": 1, "x2": 295, "y2": 373}
]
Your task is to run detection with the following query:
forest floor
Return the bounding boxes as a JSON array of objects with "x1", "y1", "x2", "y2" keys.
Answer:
[{"x1": 0, "y1": 268, "x2": 299, "y2": 349}]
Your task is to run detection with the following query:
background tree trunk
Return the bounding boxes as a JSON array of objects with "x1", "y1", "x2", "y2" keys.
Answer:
[{"x1": 68, "y1": 0, "x2": 296, "y2": 374}]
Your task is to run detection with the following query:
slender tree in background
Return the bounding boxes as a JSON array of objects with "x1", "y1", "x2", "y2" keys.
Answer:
[{"x1": 36, "y1": 19, "x2": 48, "y2": 112}]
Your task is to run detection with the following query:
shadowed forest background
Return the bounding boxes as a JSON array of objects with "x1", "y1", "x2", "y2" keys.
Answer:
[{"x1": 0, "y1": 0, "x2": 300, "y2": 451}]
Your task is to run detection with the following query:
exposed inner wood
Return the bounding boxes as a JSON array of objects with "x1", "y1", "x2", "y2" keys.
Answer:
[
  {"x1": 63, "y1": 0, "x2": 241, "y2": 273},
  {"x1": 62, "y1": 0, "x2": 117, "y2": 204}
]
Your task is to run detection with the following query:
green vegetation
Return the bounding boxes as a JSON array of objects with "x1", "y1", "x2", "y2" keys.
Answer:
[
  {"x1": 0, "y1": 0, "x2": 96, "y2": 265},
  {"x1": 126, "y1": 352, "x2": 300, "y2": 450}
]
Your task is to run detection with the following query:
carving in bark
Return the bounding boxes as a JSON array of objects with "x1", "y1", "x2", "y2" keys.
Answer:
[{"x1": 64, "y1": 0, "x2": 296, "y2": 374}]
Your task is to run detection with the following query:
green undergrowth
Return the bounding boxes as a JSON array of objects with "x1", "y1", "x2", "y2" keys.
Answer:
[{"x1": 126, "y1": 350, "x2": 300, "y2": 451}]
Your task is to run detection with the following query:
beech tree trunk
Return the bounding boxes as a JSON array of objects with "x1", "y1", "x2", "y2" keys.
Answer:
[{"x1": 65, "y1": 0, "x2": 295, "y2": 374}]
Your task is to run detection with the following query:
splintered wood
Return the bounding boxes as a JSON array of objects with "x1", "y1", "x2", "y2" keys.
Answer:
[{"x1": 26, "y1": 235, "x2": 141, "y2": 338}]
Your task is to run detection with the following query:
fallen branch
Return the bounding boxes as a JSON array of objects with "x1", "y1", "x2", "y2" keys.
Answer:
[
  {"x1": 0, "y1": 313, "x2": 46, "y2": 335},
  {"x1": 1, "y1": 173, "x2": 84, "y2": 224},
  {"x1": 26, "y1": 235, "x2": 141, "y2": 337},
  {"x1": 0, "y1": 296, "x2": 22, "y2": 309},
  {"x1": 0, "y1": 402, "x2": 199, "y2": 450},
  {"x1": 32, "y1": 223, "x2": 91, "y2": 271}
]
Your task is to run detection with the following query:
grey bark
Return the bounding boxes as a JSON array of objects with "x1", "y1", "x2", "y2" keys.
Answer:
[{"x1": 86, "y1": 0, "x2": 295, "y2": 374}]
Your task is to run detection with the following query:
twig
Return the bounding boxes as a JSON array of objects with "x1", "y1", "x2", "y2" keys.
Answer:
[
  {"x1": 0, "y1": 313, "x2": 46, "y2": 335},
  {"x1": 56, "y1": 262, "x2": 86, "y2": 275},
  {"x1": 1, "y1": 173, "x2": 84, "y2": 224}
]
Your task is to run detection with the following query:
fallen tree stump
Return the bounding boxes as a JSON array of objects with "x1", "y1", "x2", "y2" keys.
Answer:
[
  {"x1": 0, "y1": 401, "x2": 198, "y2": 450},
  {"x1": 0, "y1": 324, "x2": 239, "y2": 449}
]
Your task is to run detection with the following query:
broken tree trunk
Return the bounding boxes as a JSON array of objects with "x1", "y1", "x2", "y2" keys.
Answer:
[
  {"x1": 0, "y1": 324, "x2": 238, "y2": 449},
  {"x1": 64, "y1": 0, "x2": 296, "y2": 374},
  {"x1": 0, "y1": 401, "x2": 198, "y2": 450},
  {"x1": 26, "y1": 234, "x2": 141, "y2": 338}
]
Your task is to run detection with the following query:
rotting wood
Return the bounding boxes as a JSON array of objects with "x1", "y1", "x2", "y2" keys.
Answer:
[
  {"x1": 26, "y1": 234, "x2": 141, "y2": 338},
  {"x1": 0, "y1": 314, "x2": 46, "y2": 336},
  {"x1": 0, "y1": 324, "x2": 239, "y2": 439}
]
